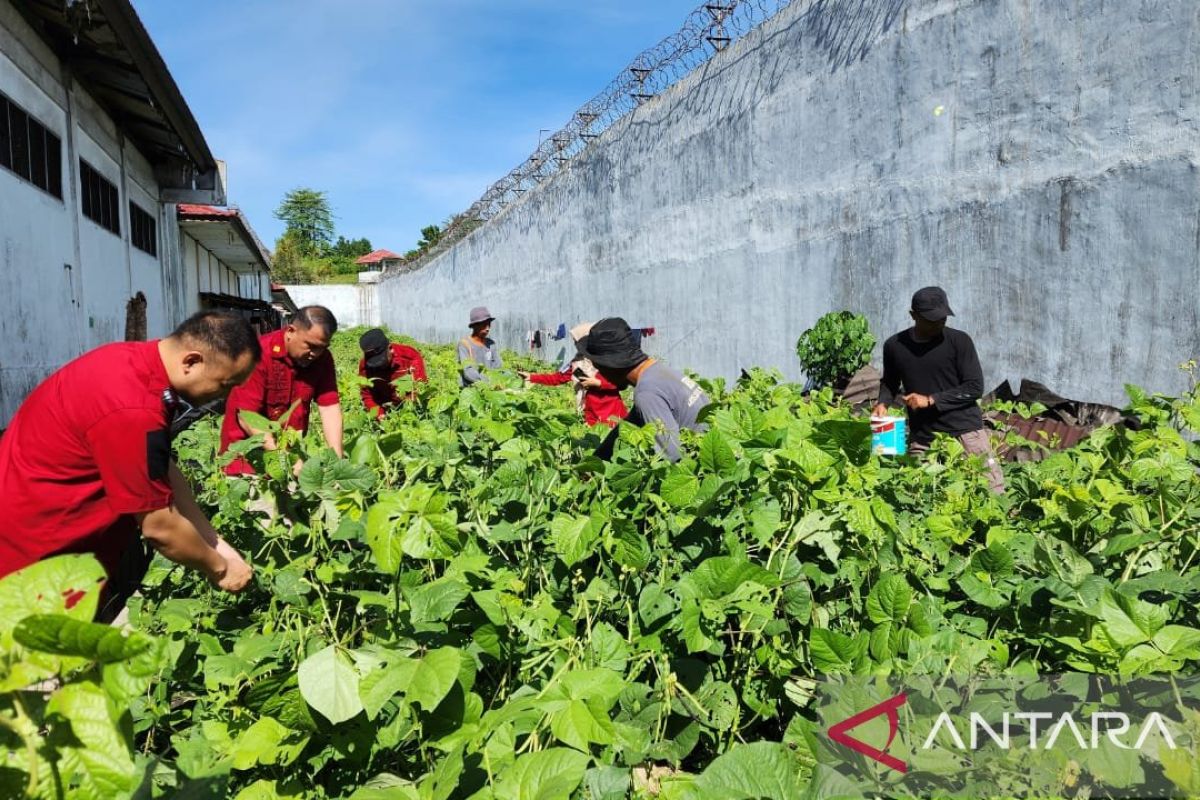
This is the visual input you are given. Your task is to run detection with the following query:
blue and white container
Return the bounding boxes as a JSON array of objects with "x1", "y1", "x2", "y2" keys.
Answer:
[{"x1": 871, "y1": 415, "x2": 907, "y2": 456}]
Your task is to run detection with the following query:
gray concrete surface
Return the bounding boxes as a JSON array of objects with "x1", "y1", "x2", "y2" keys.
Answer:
[
  {"x1": 368, "y1": 0, "x2": 1199, "y2": 405},
  {"x1": 283, "y1": 284, "x2": 381, "y2": 330}
]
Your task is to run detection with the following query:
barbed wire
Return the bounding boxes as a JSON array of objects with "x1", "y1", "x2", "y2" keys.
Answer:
[{"x1": 391, "y1": 0, "x2": 797, "y2": 275}]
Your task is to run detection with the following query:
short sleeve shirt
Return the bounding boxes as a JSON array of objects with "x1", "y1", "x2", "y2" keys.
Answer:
[
  {"x1": 0, "y1": 341, "x2": 174, "y2": 577},
  {"x1": 359, "y1": 343, "x2": 427, "y2": 413},
  {"x1": 220, "y1": 329, "x2": 339, "y2": 472},
  {"x1": 630, "y1": 362, "x2": 710, "y2": 461}
]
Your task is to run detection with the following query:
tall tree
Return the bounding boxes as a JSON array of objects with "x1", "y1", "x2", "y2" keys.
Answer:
[{"x1": 274, "y1": 188, "x2": 335, "y2": 255}]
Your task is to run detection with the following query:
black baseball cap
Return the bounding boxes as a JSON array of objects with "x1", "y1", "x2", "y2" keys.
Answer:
[
  {"x1": 911, "y1": 286, "x2": 955, "y2": 322},
  {"x1": 359, "y1": 328, "x2": 391, "y2": 369},
  {"x1": 576, "y1": 317, "x2": 648, "y2": 370}
]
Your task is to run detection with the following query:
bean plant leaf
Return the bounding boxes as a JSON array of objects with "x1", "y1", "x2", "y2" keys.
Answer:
[
  {"x1": 238, "y1": 410, "x2": 276, "y2": 435},
  {"x1": 15, "y1": 614, "x2": 153, "y2": 663},
  {"x1": 229, "y1": 717, "x2": 289, "y2": 770},
  {"x1": 407, "y1": 647, "x2": 461, "y2": 711},
  {"x1": 958, "y1": 573, "x2": 1009, "y2": 609},
  {"x1": 560, "y1": 668, "x2": 626, "y2": 707},
  {"x1": 660, "y1": 468, "x2": 700, "y2": 509},
  {"x1": 298, "y1": 451, "x2": 377, "y2": 495},
  {"x1": 865, "y1": 575, "x2": 912, "y2": 625},
  {"x1": 550, "y1": 699, "x2": 615, "y2": 751},
  {"x1": 583, "y1": 766, "x2": 631, "y2": 800},
  {"x1": 639, "y1": 584, "x2": 676, "y2": 628},
  {"x1": 493, "y1": 748, "x2": 590, "y2": 800},
  {"x1": 366, "y1": 497, "x2": 406, "y2": 574},
  {"x1": 298, "y1": 646, "x2": 363, "y2": 724},
  {"x1": 550, "y1": 515, "x2": 599, "y2": 566},
  {"x1": 0, "y1": 554, "x2": 107, "y2": 636},
  {"x1": 1098, "y1": 590, "x2": 1168, "y2": 650},
  {"x1": 809, "y1": 629, "x2": 864, "y2": 673},
  {"x1": 46, "y1": 681, "x2": 137, "y2": 797},
  {"x1": 699, "y1": 431, "x2": 737, "y2": 476},
  {"x1": 406, "y1": 578, "x2": 469, "y2": 624},
  {"x1": 360, "y1": 659, "x2": 419, "y2": 719},
  {"x1": 683, "y1": 556, "x2": 778, "y2": 600},
  {"x1": 684, "y1": 741, "x2": 806, "y2": 799}
]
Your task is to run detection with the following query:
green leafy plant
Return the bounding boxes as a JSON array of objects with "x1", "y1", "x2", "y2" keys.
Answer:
[
  {"x1": 0, "y1": 555, "x2": 164, "y2": 799},
  {"x1": 11, "y1": 327, "x2": 1192, "y2": 799},
  {"x1": 795, "y1": 311, "x2": 876, "y2": 389}
]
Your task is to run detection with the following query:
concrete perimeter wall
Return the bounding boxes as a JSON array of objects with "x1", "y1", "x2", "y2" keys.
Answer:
[
  {"x1": 283, "y1": 284, "x2": 381, "y2": 330},
  {"x1": 371, "y1": 0, "x2": 1199, "y2": 405}
]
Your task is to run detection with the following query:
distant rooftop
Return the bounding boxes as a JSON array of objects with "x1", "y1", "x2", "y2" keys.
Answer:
[{"x1": 355, "y1": 249, "x2": 402, "y2": 265}]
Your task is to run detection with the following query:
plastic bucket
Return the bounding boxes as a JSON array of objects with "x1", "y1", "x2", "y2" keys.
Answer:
[{"x1": 871, "y1": 415, "x2": 907, "y2": 456}]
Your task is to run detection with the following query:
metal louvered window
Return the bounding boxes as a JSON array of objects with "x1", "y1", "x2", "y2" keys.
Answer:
[
  {"x1": 80, "y1": 158, "x2": 120, "y2": 236},
  {"x1": 129, "y1": 201, "x2": 157, "y2": 257},
  {"x1": 0, "y1": 91, "x2": 63, "y2": 199}
]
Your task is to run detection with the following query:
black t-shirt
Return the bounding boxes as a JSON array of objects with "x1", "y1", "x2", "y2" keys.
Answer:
[{"x1": 877, "y1": 327, "x2": 985, "y2": 444}]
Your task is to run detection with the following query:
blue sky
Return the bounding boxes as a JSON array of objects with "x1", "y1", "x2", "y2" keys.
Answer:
[{"x1": 135, "y1": 0, "x2": 703, "y2": 253}]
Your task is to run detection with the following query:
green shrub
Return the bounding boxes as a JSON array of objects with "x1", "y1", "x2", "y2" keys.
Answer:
[{"x1": 795, "y1": 310, "x2": 876, "y2": 388}]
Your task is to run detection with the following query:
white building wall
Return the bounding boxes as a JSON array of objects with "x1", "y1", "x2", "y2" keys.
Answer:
[
  {"x1": 0, "y1": 5, "x2": 84, "y2": 425},
  {"x1": 0, "y1": 0, "x2": 193, "y2": 425},
  {"x1": 181, "y1": 229, "x2": 269, "y2": 307},
  {"x1": 73, "y1": 126, "x2": 130, "y2": 349},
  {"x1": 239, "y1": 272, "x2": 271, "y2": 301},
  {"x1": 160, "y1": 202, "x2": 190, "y2": 324},
  {"x1": 125, "y1": 149, "x2": 166, "y2": 338},
  {"x1": 282, "y1": 284, "x2": 381, "y2": 329}
]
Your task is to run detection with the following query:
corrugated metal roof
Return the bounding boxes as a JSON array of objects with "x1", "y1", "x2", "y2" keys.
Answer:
[
  {"x1": 988, "y1": 411, "x2": 1095, "y2": 462},
  {"x1": 16, "y1": 0, "x2": 220, "y2": 192},
  {"x1": 177, "y1": 204, "x2": 237, "y2": 219},
  {"x1": 178, "y1": 205, "x2": 271, "y2": 273}
]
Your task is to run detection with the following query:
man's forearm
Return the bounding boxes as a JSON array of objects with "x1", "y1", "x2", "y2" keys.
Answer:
[
  {"x1": 319, "y1": 403, "x2": 345, "y2": 457},
  {"x1": 167, "y1": 462, "x2": 219, "y2": 547},
  {"x1": 932, "y1": 379, "x2": 983, "y2": 412},
  {"x1": 139, "y1": 507, "x2": 225, "y2": 576},
  {"x1": 236, "y1": 411, "x2": 277, "y2": 450},
  {"x1": 877, "y1": 378, "x2": 901, "y2": 407}
]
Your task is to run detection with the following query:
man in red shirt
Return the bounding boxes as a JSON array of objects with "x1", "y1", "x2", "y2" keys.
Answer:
[
  {"x1": 358, "y1": 328, "x2": 427, "y2": 418},
  {"x1": 0, "y1": 311, "x2": 260, "y2": 619},
  {"x1": 220, "y1": 305, "x2": 344, "y2": 474}
]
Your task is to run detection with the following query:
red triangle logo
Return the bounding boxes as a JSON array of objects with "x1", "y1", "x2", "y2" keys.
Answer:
[{"x1": 827, "y1": 692, "x2": 908, "y2": 774}]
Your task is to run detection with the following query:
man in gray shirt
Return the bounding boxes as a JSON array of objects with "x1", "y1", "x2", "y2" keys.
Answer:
[
  {"x1": 458, "y1": 306, "x2": 503, "y2": 387},
  {"x1": 580, "y1": 317, "x2": 709, "y2": 462}
]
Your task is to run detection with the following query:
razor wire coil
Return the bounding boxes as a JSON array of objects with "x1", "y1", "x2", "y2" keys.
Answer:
[{"x1": 390, "y1": 0, "x2": 796, "y2": 274}]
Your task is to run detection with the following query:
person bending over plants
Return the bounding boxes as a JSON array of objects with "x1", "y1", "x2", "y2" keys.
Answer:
[
  {"x1": 0, "y1": 311, "x2": 259, "y2": 621},
  {"x1": 518, "y1": 321, "x2": 628, "y2": 428},
  {"x1": 581, "y1": 317, "x2": 709, "y2": 462}
]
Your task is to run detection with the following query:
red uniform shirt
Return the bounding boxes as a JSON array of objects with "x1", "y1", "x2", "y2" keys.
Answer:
[
  {"x1": 220, "y1": 328, "x2": 339, "y2": 474},
  {"x1": 527, "y1": 370, "x2": 628, "y2": 427},
  {"x1": 0, "y1": 341, "x2": 174, "y2": 578},
  {"x1": 359, "y1": 343, "x2": 427, "y2": 417}
]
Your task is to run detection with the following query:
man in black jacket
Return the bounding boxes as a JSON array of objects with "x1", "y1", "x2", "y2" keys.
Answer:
[{"x1": 873, "y1": 287, "x2": 1004, "y2": 492}]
